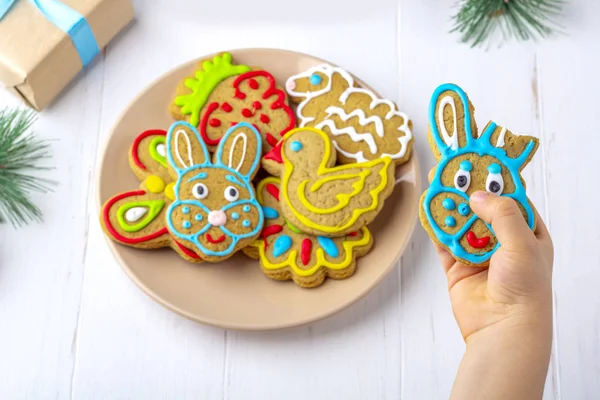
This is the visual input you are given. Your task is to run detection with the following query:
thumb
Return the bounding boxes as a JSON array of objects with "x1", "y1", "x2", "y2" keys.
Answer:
[{"x1": 469, "y1": 191, "x2": 536, "y2": 251}]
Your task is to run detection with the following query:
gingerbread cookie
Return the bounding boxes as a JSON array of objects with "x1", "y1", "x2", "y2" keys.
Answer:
[
  {"x1": 271, "y1": 127, "x2": 395, "y2": 237},
  {"x1": 419, "y1": 83, "x2": 539, "y2": 266},
  {"x1": 170, "y1": 52, "x2": 296, "y2": 152},
  {"x1": 243, "y1": 177, "x2": 373, "y2": 288},
  {"x1": 165, "y1": 121, "x2": 264, "y2": 262},
  {"x1": 284, "y1": 64, "x2": 413, "y2": 165},
  {"x1": 100, "y1": 129, "x2": 203, "y2": 263}
]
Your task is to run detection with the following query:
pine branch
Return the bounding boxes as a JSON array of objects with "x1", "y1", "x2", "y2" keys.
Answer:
[
  {"x1": 451, "y1": 0, "x2": 564, "y2": 48},
  {"x1": 0, "y1": 108, "x2": 55, "y2": 227}
]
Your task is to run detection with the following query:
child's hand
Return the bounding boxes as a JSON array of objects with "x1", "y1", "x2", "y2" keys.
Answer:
[
  {"x1": 435, "y1": 191, "x2": 554, "y2": 399},
  {"x1": 434, "y1": 191, "x2": 554, "y2": 341}
]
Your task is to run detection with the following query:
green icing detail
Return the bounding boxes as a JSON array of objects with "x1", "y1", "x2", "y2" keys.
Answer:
[
  {"x1": 117, "y1": 200, "x2": 165, "y2": 232},
  {"x1": 285, "y1": 219, "x2": 303, "y2": 234},
  {"x1": 174, "y1": 53, "x2": 251, "y2": 127},
  {"x1": 149, "y1": 136, "x2": 167, "y2": 168}
]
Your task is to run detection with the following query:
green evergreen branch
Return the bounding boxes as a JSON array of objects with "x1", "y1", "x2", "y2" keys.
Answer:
[
  {"x1": 0, "y1": 108, "x2": 55, "y2": 227},
  {"x1": 452, "y1": 0, "x2": 564, "y2": 48}
]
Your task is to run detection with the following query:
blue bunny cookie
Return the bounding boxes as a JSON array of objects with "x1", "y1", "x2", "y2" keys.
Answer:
[
  {"x1": 165, "y1": 121, "x2": 264, "y2": 262},
  {"x1": 419, "y1": 83, "x2": 539, "y2": 266}
]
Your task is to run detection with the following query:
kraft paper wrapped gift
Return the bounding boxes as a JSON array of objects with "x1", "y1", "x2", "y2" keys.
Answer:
[{"x1": 0, "y1": 0, "x2": 134, "y2": 110}]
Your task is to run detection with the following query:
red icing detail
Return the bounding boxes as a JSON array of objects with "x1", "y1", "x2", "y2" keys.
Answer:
[
  {"x1": 264, "y1": 140, "x2": 283, "y2": 163},
  {"x1": 230, "y1": 121, "x2": 238, "y2": 127},
  {"x1": 248, "y1": 78, "x2": 259, "y2": 89},
  {"x1": 209, "y1": 118, "x2": 221, "y2": 127},
  {"x1": 260, "y1": 114, "x2": 270, "y2": 124},
  {"x1": 265, "y1": 183, "x2": 280, "y2": 202},
  {"x1": 241, "y1": 108, "x2": 252, "y2": 118},
  {"x1": 265, "y1": 133, "x2": 278, "y2": 147},
  {"x1": 348, "y1": 232, "x2": 358, "y2": 237},
  {"x1": 466, "y1": 231, "x2": 491, "y2": 249},
  {"x1": 301, "y1": 239, "x2": 312, "y2": 266},
  {"x1": 174, "y1": 241, "x2": 202, "y2": 260},
  {"x1": 252, "y1": 101, "x2": 262, "y2": 110},
  {"x1": 261, "y1": 224, "x2": 283, "y2": 248},
  {"x1": 221, "y1": 102, "x2": 233, "y2": 112},
  {"x1": 102, "y1": 190, "x2": 168, "y2": 244},
  {"x1": 199, "y1": 102, "x2": 222, "y2": 146},
  {"x1": 233, "y1": 70, "x2": 296, "y2": 138},
  {"x1": 206, "y1": 233, "x2": 226, "y2": 244},
  {"x1": 234, "y1": 91, "x2": 246, "y2": 100},
  {"x1": 131, "y1": 129, "x2": 167, "y2": 170}
]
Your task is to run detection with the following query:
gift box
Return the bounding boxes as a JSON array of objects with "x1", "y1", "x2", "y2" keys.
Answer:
[{"x1": 0, "y1": 0, "x2": 134, "y2": 110}]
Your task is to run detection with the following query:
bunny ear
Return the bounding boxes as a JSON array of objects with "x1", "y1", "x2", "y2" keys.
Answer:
[
  {"x1": 483, "y1": 123, "x2": 540, "y2": 170},
  {"x1": 214, "y1": 122, "x2": 262, "y2": 180},
  {"x1": 428, "y1": 83, "x2": 477, "y2": 159},
  {"x1": 167, "y1": 121, "x2": 210, "y2": 173}
]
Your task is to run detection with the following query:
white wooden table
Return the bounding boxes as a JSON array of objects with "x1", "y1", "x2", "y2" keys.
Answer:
[{"x1": 1, "y1": 0, "x2": 598, "y2": 398}]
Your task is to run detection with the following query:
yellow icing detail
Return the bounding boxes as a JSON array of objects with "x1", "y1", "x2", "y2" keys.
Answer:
[
  {"x1": 146, "y1": 175, "x2": 166, "y2": 193},
  {"x1": 252, "y1": 177, "x2": 371, "y2": 277},
  {"x1": 297, "y1": 169, "x2": 371, "y2": 214},
  {"x1": 164, "y1": 182, "x2": 175, "y2": 200},
  {"x1": 281, "y1": 127, "x2": 392, "y2": 233}
]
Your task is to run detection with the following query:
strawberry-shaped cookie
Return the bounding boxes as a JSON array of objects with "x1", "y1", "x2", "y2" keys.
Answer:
[{"x1": 170, "y1": 52, "x2": 296, "y2": 152}]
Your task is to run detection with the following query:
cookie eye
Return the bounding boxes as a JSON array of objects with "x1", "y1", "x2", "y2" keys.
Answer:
[
  {"x1": 309, "y1": 73, "x2": 322, "y2": 85},
  {"x1": 486, "y1": 163, "x2": 504, "y2": 195},
  {"x1": 454, "y1": 160, "x2": 472, "y2": 192},
  {"x1": 224, "y1": 186, "x2": 239, "y2": 202},
  {"x1": 192, "y1": 183, "x2": 209, "y2": 199}
]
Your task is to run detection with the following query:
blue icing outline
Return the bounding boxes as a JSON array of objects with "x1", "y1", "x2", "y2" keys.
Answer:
[
  {"x1": 273, "y1": 235, "x2": 292, "y2": 257},
  {"x1": 424, "y1": 83, "x2": 536, "y2": 264},
  {"x1": 317, "y1": 236, "x2": 339, "y2": 258},
  {"x1": 442, "y1": 198, "x2": 456, "y2": 210},
  {"x1": 290, "y1": 141, "x2": 303, "y2": 152},
  {"x1": 309, "y1": 73, "x2": 322, "y2": 85},
  {"x1": 488, "y1": 163, "x2": 501, "y2": 174},
  {"x1": 459, "y1": 160, "x2": 473, "y2": 172},
  {"x1": 165, "y1": 121, "x2": 264, "y2": 257},
  {"x1": 262, "y1": 206, "x2": 279, "y2": 219},
  {"x1": 458, "y1": 203, "x2": 470, "y2": 216}
]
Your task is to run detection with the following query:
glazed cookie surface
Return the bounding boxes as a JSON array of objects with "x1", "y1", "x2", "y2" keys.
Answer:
[
  {"x1": 272, "y1": 127, "x2": 396, "y2": 237},
  {"x1": 165, "y1": 121, "x2": 264, "y2": 262},
  {"x1": 419, "y1": 83, "x2": 539, "y2": 266},
  {"x1": 244, "y1": 177, "x2": 373, "y2": 288},
  {"x1": 170, "y1": 52, "x2": 296, "y2": 152},
  {"x1": 100, "y1": 129, "x2": 203, "y2": 263},
  {"x1": 285, "y1": 64, "x2": 413, "y2": 165}
]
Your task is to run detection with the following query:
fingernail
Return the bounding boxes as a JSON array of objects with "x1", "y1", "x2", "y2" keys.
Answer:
[{"x1": 470, "y1": 191, "x2": 489, "y2": 203}]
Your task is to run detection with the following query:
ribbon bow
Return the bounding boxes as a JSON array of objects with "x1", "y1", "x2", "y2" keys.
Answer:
[{"x1": 0, "y1": 0, "x2": 100, "y2": 67}]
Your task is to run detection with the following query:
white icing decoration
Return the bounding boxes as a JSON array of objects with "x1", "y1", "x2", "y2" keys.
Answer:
[
  {"x1": 156, "y1": 143, "x2": 166, "y2": 157},
  {"x1": 486, "y1": 172, "x2": 504, "y2": 195},
  {"x1": 228, "y1": 133, "x2": 247, "y2": 172},
  {"x1": 453, "y1": 169, "x2": 471, "y2": 193},
  {"x1": 311, "y1": 85, "x2": 412, "y2": 162},
  {"x1": 125, "y1": 207, "x2": 147, "y2": 222},
  {"x1": 437, "y1": 96, "x2": 459, "y2": 150},
  {"x1": 175, "y1": 129, "x2": 194, "y2": 168},
  {"x1": 496, "y1": 127, "x2": 507, "y2": 148}
]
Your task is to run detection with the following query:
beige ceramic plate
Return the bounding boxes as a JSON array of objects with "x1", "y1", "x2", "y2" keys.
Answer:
[{"x1": 97, "y1": 48, "x2": 421, "y2": 331}]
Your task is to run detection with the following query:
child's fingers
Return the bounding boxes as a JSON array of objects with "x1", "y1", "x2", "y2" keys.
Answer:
[{"x1": 469, "y1": 191, "x2": 537, "y2": 252}]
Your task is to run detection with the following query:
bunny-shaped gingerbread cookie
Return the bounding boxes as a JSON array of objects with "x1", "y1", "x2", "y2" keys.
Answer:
[
  {"x1": 420, "y1": 83, "x2": 539, "y2": 266},
  {"x1": 166, "y1": 121, "x2": 264, "y2": 262}
]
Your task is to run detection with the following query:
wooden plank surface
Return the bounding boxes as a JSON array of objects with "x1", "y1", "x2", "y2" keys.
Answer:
[{"x1": 0, "y1": 0, "x2": 597, "y2": 398}]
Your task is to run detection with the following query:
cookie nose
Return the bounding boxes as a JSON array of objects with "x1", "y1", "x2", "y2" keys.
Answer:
[
  {"x1": 208, "y1": 210, "x2": 227, "y2": 226},
  {"x1": 286, "y1": 79, "x2": 296, "y2": 92}
]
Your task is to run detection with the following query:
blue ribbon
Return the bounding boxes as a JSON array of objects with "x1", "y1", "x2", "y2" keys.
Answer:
[{"x1": 0, "y1": 0, "x2": 100, "y2": 67}]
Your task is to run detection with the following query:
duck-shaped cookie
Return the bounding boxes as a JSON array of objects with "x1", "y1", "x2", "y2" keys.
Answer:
[{"x1": 278, "y1": 127, "x2": 396, "y2": 237}]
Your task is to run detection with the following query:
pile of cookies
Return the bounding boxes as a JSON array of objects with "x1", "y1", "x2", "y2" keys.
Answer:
[{"x1": 100, "y1": 52, "x2": 414, "y2": 288}]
